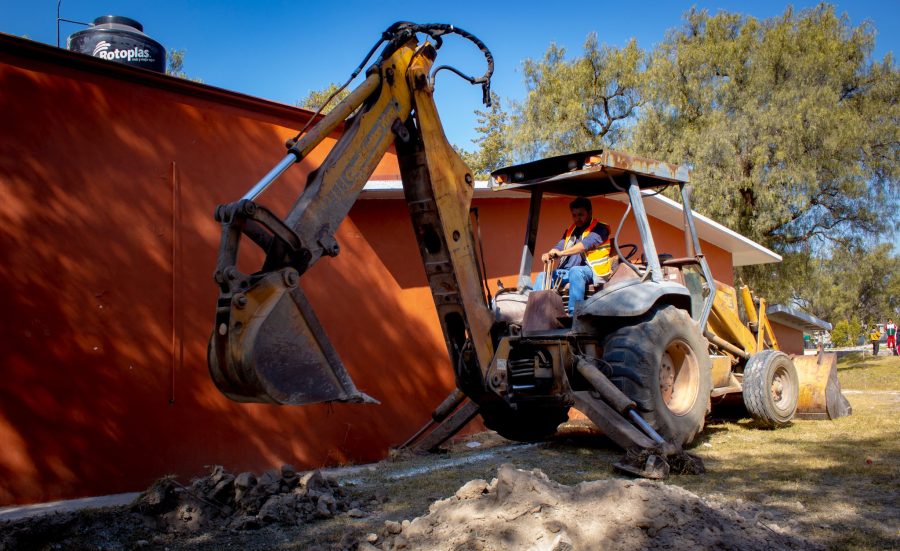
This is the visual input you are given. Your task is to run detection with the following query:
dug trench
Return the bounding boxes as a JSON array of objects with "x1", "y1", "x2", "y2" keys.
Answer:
[{"x1": 0, "y1": 432, "x2": 825, "y2": 551}]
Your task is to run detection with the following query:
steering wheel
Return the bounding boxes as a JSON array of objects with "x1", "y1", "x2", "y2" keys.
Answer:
[{"x1": 617, "y1": 243, "x2": 638, "y2": 261}]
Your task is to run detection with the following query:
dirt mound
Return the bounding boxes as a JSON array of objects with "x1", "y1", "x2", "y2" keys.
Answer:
[
  {"x1": 0, "y1": 464, "x2": 371, "y2": 550},
  {"x1": 368, "y1": 464, "x2": 822, "y2": 551},
  {"x1": 1, "y1": 463, "x2": 824, "y2": 550}
]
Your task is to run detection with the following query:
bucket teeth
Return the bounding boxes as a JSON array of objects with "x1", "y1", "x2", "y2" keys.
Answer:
[{"x1": 614, "y1": 446, "x2": 706, "y2": 480}]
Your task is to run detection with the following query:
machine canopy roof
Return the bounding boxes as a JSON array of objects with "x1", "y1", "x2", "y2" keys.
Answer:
[{"x1": 490, "y1": 149, "x2": 691, "y2": 197}]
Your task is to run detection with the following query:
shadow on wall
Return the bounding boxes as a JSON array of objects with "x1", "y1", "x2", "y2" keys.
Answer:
[
  {"x1": 0, "y1": 55, "x2": 457, "y2": 504},
  {"x1": 0, "y1": 41, "x2": 739, "y2": 504}
]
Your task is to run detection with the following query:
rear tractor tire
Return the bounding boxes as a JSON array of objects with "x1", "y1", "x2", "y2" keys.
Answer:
[
  {"x1": 742, "y1": 350, "x2": 798, "y2": 427},
  {"x1": 601, "y1": 305, "x2": 712, "y2": 446}
]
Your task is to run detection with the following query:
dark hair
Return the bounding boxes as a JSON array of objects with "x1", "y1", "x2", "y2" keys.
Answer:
[{"x1": 569, "y1": 196, "x2": 592, "y2": 213}]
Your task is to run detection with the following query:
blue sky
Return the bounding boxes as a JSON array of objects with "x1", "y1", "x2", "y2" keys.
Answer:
[{"x1": 2, "y1": 1, "x2": 898, "y2": 149}]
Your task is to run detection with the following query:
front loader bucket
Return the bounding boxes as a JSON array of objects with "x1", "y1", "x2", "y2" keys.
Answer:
[
  {"x1": 792, "y1": 352, "x2": 851, "y2": 420},
  {"x1": 208, "y1": 268, "x2": 377, "y2": 406}
]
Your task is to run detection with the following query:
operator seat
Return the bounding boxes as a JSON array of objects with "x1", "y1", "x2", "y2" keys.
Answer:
[{"x1": 558, "y1": 253, "x2": 619, "y2": 314}]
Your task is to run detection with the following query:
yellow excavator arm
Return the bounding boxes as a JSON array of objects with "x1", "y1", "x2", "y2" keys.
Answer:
[
  {"x1": 208, "y1": 23, "x2": 495, "y2": 406},
  {"x1": 206, "y1": 23, "x2": 848, "y2": 480}
]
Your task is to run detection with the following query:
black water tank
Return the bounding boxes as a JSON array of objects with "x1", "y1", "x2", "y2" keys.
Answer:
[{"x1": 67, "y1": 16, "x2": 166, "y2": 73}]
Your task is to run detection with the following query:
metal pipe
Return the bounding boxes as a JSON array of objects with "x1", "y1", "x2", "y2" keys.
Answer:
[
  {"x1": 432, "y1": 388, "x2": 466, "y2": 422},
  {"x1": 681, "y1": 184, "x2": 695, "y2": 258},
  {"x1": 517, "y1": 190, "x2": 543, "y2": 290},
  {"x1": 681, "y1": 185, "x2": 704, "y2": 259},
  {"x1": 400, "y1": 419, "x2": 436, "y2": 449},
  {"x1": 681, "y1": 184, "x2": 716, "y2": 330},
  {"x1": 628, "y1": 410, "x2": 666, "y2": 445},
  {"x1": 740, "y1": 285, "x2": 759, "y2": 324},
  {"x1": 241, "y1": 153, "x2": 297, "y2": 201},
  {"x1": 575, "y1": 358, "x2": 635, "y2": 414},
  {"x1": 627, "y1": 174, "x2": 663, "y2": 282},
  {"x1": 290, "y1": 71, "x2": 382, "y2": 160},
  {"x1": 57, "y1": 2, "x2": 90, "y2": 48},
  {"x1": 705, "y1": 330, "x2": 751, "y2": 359},
  {"x1": 613, "y1": 199, "x2": 641, "y2": 275},
  {"x1": 241, "y1": 71, "x2": 383, "y2": 202},
  {"x1": 576, "y1": 357, "x2": 673, "y2": 450}
]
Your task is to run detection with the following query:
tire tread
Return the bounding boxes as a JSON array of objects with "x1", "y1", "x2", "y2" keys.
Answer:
[
  {"x1": 601, "y1": 305, "x2": 711, "y2": 446},
  {"x1": 742, "y1": 350, "x2": 798, "y2": 427}
]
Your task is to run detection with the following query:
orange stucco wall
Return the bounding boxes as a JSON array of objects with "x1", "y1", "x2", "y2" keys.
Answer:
[
  {"x1": 1, "y1": 36, "x2": 734, "y2": 505},
  {"x1": 351, "y1": 195, "x2": 733, "y2": 307},
  {"x1": 770, "y1": 322, "x2": 804, "y2": 356}
]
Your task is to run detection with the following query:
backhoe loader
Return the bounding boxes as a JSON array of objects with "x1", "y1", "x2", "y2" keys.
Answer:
[{"x1": 207, "y1": 22, "x2": 849, "y2": 479}]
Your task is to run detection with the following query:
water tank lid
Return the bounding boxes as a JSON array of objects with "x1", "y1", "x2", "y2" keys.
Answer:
[{"x1": 91, "y1": 15, "x2": 144, "y2": 32}]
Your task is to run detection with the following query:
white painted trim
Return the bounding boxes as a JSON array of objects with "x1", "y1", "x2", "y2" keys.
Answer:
[
  {"x1": 631, "y1": 192, "x2": 781, "y2": 267},
  {"x1": 360, "y1": 180, "x2": 524, "y2": 199},
  {"x1": 359, "y1": 180, "x2": 781, "y2": 267}
]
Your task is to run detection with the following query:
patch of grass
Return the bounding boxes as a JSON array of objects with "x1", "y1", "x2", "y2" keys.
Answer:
[
  {"x1": 330, "y1": 354, "x2": 900, "y2": 550},
  {"x1": 836, "y1": 353, "x2": 900, "y2": 390},
  {"x1": 667, "y1": 353, "x2": 900, "y2": 550},
  {"x1": 19, "y1": 355, "x2": 897, "y2": 551}
]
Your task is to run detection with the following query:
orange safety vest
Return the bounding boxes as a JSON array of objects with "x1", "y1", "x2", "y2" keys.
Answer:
[{"x1": 563, "y1": 219, "x2": 612, "y2": 278}]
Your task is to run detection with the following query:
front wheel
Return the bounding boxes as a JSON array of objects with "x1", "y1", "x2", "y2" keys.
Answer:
[
  {"x1": 601, "y1": 305, "x2": 712, "y2": 446},
  {"x1": 742, "y1": 350, "x2": 798, "y2": 427}
]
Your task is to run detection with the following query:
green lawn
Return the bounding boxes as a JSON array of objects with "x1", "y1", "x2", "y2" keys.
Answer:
[
  {"x1": 351, "y1": 354, "x2": 900, "y2": 550},
  {"x1": 670, "y1": 353, "x2": 900, "y2": 550},
  {"x1": 835, "y1": 351, "x2": 900, "y2": 390}
]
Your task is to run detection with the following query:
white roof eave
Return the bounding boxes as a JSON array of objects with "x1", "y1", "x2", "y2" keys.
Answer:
[
  {"x1": 360, "y1": 180, "x2": 781, "y2": 267},
  {"x1": 619, "y1": 192, "x2": 781, "y2": 267}
]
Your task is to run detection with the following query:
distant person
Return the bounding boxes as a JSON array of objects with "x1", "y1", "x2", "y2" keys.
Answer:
[
  {"x1": 885, "y1": 319, "x2": 896, "y2": 352},
  {"x1": 535, "y1": 196, "x2": 612, "y2": 316},
  {"x1": 869, "y1": 325, "x2": 881, "y2": 356}
]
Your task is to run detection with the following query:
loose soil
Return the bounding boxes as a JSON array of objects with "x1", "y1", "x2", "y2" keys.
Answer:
[
  {"x1": 0, "y1": 456, "x2": 821, "y2": 551},
  {"x1": 1, "y1": 354, "x2": 897, "y2": 550}
]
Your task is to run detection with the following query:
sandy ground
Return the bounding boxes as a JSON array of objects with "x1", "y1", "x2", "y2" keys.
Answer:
[
  {"x1": 0, "y1": 434, "x2": 829, "y2": 551},
  {"x1": 2, "y1": 355, "x2": 898, "y2": 551},
  {"x1": 371, "y1": 463, "x2": 820, "y2": 550}
]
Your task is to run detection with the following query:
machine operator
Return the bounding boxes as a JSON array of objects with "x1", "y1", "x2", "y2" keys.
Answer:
[{"x1": 535, "y1": 196, "x2": 613, "y2": 315}]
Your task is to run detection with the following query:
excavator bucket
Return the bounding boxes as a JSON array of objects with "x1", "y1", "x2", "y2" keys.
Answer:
[
  {"x1": 791, "y1": 351, "x2": 851, "y2": 420},
  {"x1": 208, "y1": 268, "x2": 376, "y2": 406}
]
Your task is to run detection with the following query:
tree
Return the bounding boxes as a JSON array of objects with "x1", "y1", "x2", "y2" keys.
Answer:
[
  {"x1": 828, "y1": 243, "x2": 900, "y2": 324},
  {"x1": 473, "y1": 4, "x2": 898, "y2": 324},
  {"x1": 830, "y1": 319, "x2": 853, "y2": 346},
  {"x1": 455, "y1": 146, "x2": 480, "y2": 177},
  {"x1": 778, "y1": 241, "x2": 900, "y2": 330},
  {"x1": 166, "y1": 48, "x2": 202, "y2": 82},
  {"x1": 631, "y1": 5, "x2": 899, "y2": 257},
  {"x1": 508, "y1": 34, "x2": 645, "y2": 161},
  {"x1": 297, "y1": 83, "x2": 350, "y2": 113},
  {"x1": 462, "y1": 92, "x2": 511, "y2": 179}
]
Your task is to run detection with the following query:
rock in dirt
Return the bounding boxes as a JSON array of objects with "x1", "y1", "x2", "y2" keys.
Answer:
[
  {"x1": 375, "y1": 464, "x2": 823, "y2": 551},
  {"x1": 126, "y1": 464, "x2": 356, "y2": 535},
  {"x1": 384, "y1": 520, "x2": 403, "y2": 534},
  {"x1": 130, "y1": 476, "x2": 179, "y2": 515}
]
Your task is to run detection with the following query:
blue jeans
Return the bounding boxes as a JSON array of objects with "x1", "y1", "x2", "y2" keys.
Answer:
[{"x1": 534, "y1": 265, "x2": 595, "y2": 315}]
